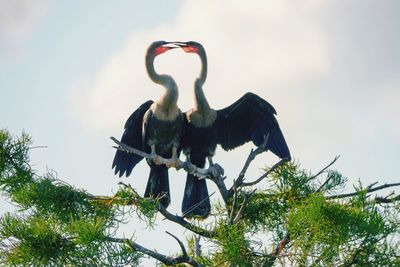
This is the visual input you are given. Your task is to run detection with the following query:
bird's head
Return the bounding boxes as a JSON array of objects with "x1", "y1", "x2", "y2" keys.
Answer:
[
  {"x1": 148, "y1": 41, "x2": 179, "y2": 58},
  {"x1": 172, "y1": 41, "x2": 204, "y2": 54}
]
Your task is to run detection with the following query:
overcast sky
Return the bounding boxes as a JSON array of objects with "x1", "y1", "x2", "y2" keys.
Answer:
[{"x1": 1, "y1": 0, "x2": 400, "y2": 265}]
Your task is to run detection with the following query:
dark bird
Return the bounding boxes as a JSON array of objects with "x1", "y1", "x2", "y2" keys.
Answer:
[
  {"x1": 175, "y1": 41, "x2": 291, "y2": 218},
  {"x1": 112, "y1": 41, "x2": 184, "y2": 207}
]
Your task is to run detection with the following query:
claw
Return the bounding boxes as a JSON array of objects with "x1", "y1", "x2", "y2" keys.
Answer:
[
  {"x1": 165, "y1": 158, "x2": 179, "y2": 168},
  {"x1": 208, "y1": 163, "x2": 224, "y2": 178},
  {"x1": 153, "y1": 154, "x2": 163, "y2": 165},
  {"x1": 182, "y1": 161, "x2": 192, "y2": 172},
  {"x1": 150, "y1": 144, "x2": 163, "y2": 165}
]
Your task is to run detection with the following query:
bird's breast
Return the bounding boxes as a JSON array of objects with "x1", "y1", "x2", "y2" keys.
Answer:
[
  {"x1": 145, "y1": 113, "x2": 183, "y2": 157},
  {"x1": 186, "y1": 109, "x2": 217, "y2": 128},
  {"x1": 150, "y1": 102, "x2": 180, "y2": 121}
]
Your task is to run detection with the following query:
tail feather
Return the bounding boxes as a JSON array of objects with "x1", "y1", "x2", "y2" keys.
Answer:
[
  {"x1": 268, "y1": 127, "x2": 291, "y2": 160},
  {"x1": 182, "y1": 156, "x2": 211, "y2": 218},
  {"x1": 144, "y1": 163, "x2": 170, "y2": 207}
]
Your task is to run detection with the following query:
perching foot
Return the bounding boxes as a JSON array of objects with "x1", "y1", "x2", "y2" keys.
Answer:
[{"x1": 207, "y1": 163, "x2": 224, "y2": 178}]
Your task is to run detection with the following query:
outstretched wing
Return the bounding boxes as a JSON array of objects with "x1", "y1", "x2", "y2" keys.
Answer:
[
  {"x1": 112, "y1": 100, "x2": 154, "y2": 177},
  {"x1": 216, "y1": 92, "x2": 291, "y2": 159}
]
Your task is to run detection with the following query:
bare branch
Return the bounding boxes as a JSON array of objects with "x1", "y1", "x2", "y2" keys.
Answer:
[
  {"x1": 157, "y1": 204, "x2": 216, "y2": 239},
  {"x1": 28, "y1": 145, "x2": 48, "y2": 149},
  {"x1": 91, "y1": 189, "x2": 216, "y2": 239},
  {"x1": 108, "y1": 236, "x2": 202, "y2": 267},
  {"x1": 328, "y1": 182, "x2": 400, "y2": 200},
  {"x1": 166, "y1": 231, "x2": 188, "y2": 257},
  {"x1": 315, "y1": 157, "x2": 341, "y2": 193},
  {"x1": 233, "y1": 190, "x2": 256, "y2": 224},
  {"x1": 234, "y1": 134, "x2": 269, "y2": 189},
  {"x1": 111, "y1": 136, "x2": 212, "y2": 179},
  {"x1": 229, "y1": 180, "x2": 239, "y2": 224},
  {"x1": 240, "y1": 158, "x2": 288, "y2": 188},
  {"x1": 204, "y1": 174, "x2": 230, "y2": 206},
  {"x1": 194, "y1": 236, "x2": 201, "y2": 257},
  {"x1": 308, "y1": 155, "x2": 340, "y2": 181},
  {"x1": 374, "y1": 194, "x2": 400, "y2": 204},
  {"x1": 182, "y1": 192, "x2": 216, "y2": 218}
]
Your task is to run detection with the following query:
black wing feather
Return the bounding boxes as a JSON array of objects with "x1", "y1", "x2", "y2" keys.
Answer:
[
  {"x1": 112, "y1": 100, "x2": 154, "y2": 177},
  {"x1": 216, "y1": 92, "x2": 291, "y2": 159}
]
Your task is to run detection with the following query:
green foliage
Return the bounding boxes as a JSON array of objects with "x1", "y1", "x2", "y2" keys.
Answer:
[
  {"x1": 0, "y1": 213, "x2": 74, "y2": 266},
  {"x1": 1, "y1": 130, "x2": 399, "y2": 266},
  {"x1": 113, "y1": 185, "x2": 158, "y2": 227},
  {"x1": 243, "y1": 192, "x2": 287, "y2": 235},
  {"x1": 288, "y1": 193, "x2": 391, "y2": 265},
  {"x1": 0, "y1": 130, "x2": 141, "y2": 266},
  {"x1": 242, "y1": 162, "x2": 348, "y2": 241},
  {"x1": 213, "y1": 222, "x2": 253, "y2": 266}
]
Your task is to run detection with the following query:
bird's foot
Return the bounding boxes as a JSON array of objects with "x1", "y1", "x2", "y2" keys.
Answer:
[
  {"x1": 182, "y1": 161, "x2": 194, "y2": 173},
  {"x1": 151, "y1": 152, "x2": 163, "y2": 165},
  {"x1": 207, "y1": 163, "x2": 224, "y2": 178},
  {"x1": 183, "y1": 161, "x2": 208, "y2": 179},
  {"x1": 183, "y1": 161, "x2": 198, "y2": 174},
  {"x1": 165, "y1": 157, "x2": 179, "y2": 169}
]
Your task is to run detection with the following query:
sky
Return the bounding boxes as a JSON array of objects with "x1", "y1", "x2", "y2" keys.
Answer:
[{"x1": 1, "y1": 0, "x2": 400, "y2": 265}]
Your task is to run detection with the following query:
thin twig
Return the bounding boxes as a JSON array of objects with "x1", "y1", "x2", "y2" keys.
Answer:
[
  {"x1": 194, "y1": 236, "x2": 201, "y2": 257},
  {"x1": 234, "y1": 134, "x2": 269, "y2": 188},
  {"x1": 367, "y1": 181, "x2": 379, "y2": 190},
  {"x1": 263, "y1": 234, "x2": 291, "y2": 267},
  {"x1": 229, "y1": 180, "x2": 239, "y2": 224},
  {"x1": 181, "y1": 192, "x2": 216, "y2": 218},
  {"x1": 328, "y1": 182, "x2": 400, "y2": 200},
  {"x1": 315, "y1": 158, "x2": 341, "y2": 192},
  {"x1": 28, "y1": 145, "x2": 48, "y2": 149},
  {"x1": 308, "y1": 155, "x2": 340, "y2": 181},
  {"x1": 240, "y1": 158, "x2": 289, "y2": 188},
  {"x1": 91, "y1": 188, "x2": 216, "y2": 239},
  {"x1": 165, "y1": 231, "x2": 188, "y2": 257},
  {"x1": 233, "y1": 190, "x2": 256, "y2": 224},
  {"x1": 157, "y1": 204, "x2": 216, "y2": 238},
  {"x1": 374, "y1": 194, "x2": 400, "y2": 204},
  {"x1": 205, "y1": 174, "x2": 230, "y2": 207},
  {"x1": 108, "y1": 236, "x2": 202, "y2": 267}
]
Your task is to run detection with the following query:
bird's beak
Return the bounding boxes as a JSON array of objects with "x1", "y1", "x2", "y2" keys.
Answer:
[
  {"x1": 163, "y1": 43, "x2": 179, "y2": 50},
  {"x1": 169, "y1": 41, "x2": 188, "y2": 48}
]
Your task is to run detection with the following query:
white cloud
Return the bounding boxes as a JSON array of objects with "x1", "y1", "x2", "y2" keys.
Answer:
[
  {"x1": 69, "y1": 0, "x2": 329, "y2": 137},
  {"x1": 69, "y1": 0, "x2": 400, "y2": 183},
  {"x1": 0, "y1": 0, "x2": 47, "y2": 42}
]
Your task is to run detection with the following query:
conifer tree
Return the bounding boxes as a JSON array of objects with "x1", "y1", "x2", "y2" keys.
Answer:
[{"x1": 1, "y1": 129, "x2": 399, "y2": 266}]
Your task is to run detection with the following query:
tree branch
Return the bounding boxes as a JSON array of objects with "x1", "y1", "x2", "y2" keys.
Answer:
[
  {"x1": 233, "y1": 190, "x2": 256, "y2": 224},
  {"x1": 92, "y1": 188, "x2": 216, "y2": 239},
  {"x1": 328, "y1": 182, "x2": 400, "y2": 200},
  {"x1": 157, "y1": 204, "x2": 216, "y2": 239},
  {"x1": 263, "y1": 233, "x2": 291, "y2": 267},
  {"x1": 111, "y1": 137, "x2": 214, "y2": 179},
  {"x1": 374, "y1": 194, "x2": 400, "y2": 204},
  {"x1": 107, "y1": 236, "x2": 202, "y2": 267},
  {"x1": 309, "y1": 155, "x2": 340, "y2": 182},
  {"x1": 182, "y1": 192, "x2": 216, "y2": 218},
  {"x1": 240, "y1": 158, "x2": 288, "y2": 188},
  {"x1": 165, "y1": 231, "x2": 188, "y2": 257},
  {"x1": 235, "y1": 134, "x2": 269, "y2": 187},
  {"x1": 229, "y1": 180, "x2": 239, "y2": 224},
  {"x1": 203, "y1": 174, "x2": 230, "y2": 206}
]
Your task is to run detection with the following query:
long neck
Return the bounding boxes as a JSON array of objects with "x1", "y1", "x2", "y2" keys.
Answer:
[
  {"x1": 146, "y1": 54, "x2": 178, "y2": 110},
  {"x1": 194, "y1": 48, "x2": 210, "y2": 112}
]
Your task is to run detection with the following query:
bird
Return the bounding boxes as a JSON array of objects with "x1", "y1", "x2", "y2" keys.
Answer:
[
  {"x1": 174, "y1": 41, "x2": 291, "y2": 218},
  {"x1": 112, "y1": 41, "x2": 184, "y2": 207}
]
